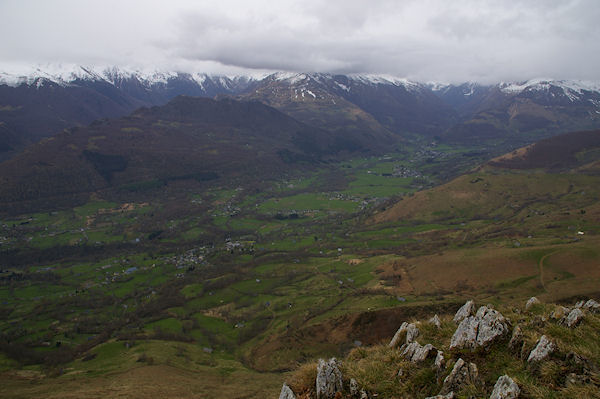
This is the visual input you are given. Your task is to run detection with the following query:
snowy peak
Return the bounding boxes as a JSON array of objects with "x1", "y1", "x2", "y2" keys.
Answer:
[
  {"x1": 499, "y1": 79, "x2": 600, "y2": 102},
  {"x1": 0, "y1": 64, "x2": 256, "y2": 93}
]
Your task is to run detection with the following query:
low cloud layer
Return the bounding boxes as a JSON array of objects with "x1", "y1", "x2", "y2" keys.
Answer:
[{"x1": 1, "y1": 0, "x2": 599, "y2": 82}]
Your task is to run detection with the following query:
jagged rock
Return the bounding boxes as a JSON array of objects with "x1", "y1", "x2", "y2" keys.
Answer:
[
  {"x1": 453, "y1": 300, "x2": 475, "y2": 323},
  {"x1": 489, "y1": 375, "x2": 520, "y2": 399},
  {"x1": 584, "y1": 299, "x2": 600, "y2": 313},
  {"x1": 349, "y1": 378, "x2": 359, "y2": 397},
  {"x1": 525, "y1": 297, "x2": 540, "y2": 310},
  {"x1": 450, "y1": 306, "x2": 509, "y2": 349},
  {"x1": 316, "y1": 358, "x2": 343, "y2": 399},
  {"x1": 527, "y1": 335, "x2": 555, "y2": 363},
  {"x1": 550, "y1": 306, "x2": 570, "y2": 320},
  {"x1": 429, "y1": 314, "x2": 442, "y2": 328},
  {"x1": 440, "y1": 358, "x2": 479, "y2": 395},
  {"x1": 389, "y1": 322, "x2": 419, "y2": 348},
  {"x1": 434, "y1": 350, "x2": 445, "y2": 371},
  {"x1": 401, "y1": 341, "x2": 435, "y2": 363},
  {"x1": 575, "y1": 300, "x2": 585, "y2": 308},
  {"x1": 406, "y1": 323, "x2": 419, "y2": 344},
  {"x1": 279, "y1": 383, "x2": 296, "y2": 399},
  {"x1": 508, "y1": 325, "x2": 523, "y2": 351},
  {"x1": 450, "y1": 315, "x2": 479, "y2": 349},
  {"x1": 426, "y1": 393, "x2": 454, "y2": 399},
  {"x1": 565, "y1": 308, "x2": 584, "y2": 327}
]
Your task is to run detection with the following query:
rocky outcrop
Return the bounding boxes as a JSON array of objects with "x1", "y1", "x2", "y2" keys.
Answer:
[
  {"x1": 389, "y1": 322, "x2": 419, "y2": 348},
  {"x1": 565, "y1": 308, "x2": 584, "y2": 327},
  {"x1": 450, "y1": 306, "x2": 509, "y2": 350},
  {"x1": 440, "y1": 358, "x2": 479, "y2": 395},
  {"x1": 527, "y1": 335, "x2": 555, "y2": 363},
  {"x1": 429, "y1": 314, "x2": 442, "y2": 329},
  {"x1": 453, "y1": 300, "x2": 475, "y2": 324},
  {"x1": 525, "y1": 297, "x2": 540, "y2": 310},
  {"x1": 489, "y1": 375, "x2": 520, "y2": 399},
  {"x1": 402, "y1": 341, "x2": 435, "y2": 363},
  {"x1": 279, "y1": 383, "x2": 296, "y2": 399},
  {"x1": 316, "y1": 358, "x2": 343, "y2": 399}
]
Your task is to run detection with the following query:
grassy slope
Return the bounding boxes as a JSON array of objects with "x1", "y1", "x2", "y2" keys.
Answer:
[{"x1": 285, "y1": 301, "x2": 600, "y2": 399}]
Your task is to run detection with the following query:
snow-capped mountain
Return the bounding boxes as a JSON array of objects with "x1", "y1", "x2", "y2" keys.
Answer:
[
  {"x1": 0, "y1": 65, "x2": 260, "y2": 159},
  {"x1": 242, "y1": 72, "x2": 455, "y2": 138},
  {"x1": 2, "y1": 64, "x2": 600, "y2": 159}
]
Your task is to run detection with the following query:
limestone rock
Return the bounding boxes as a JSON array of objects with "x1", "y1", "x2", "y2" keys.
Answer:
[
  {"x1": 316, "y1": 358, "x2": 343, "y2": 399},
  {"x1": 406, "y1": 323, "x2": 419, "y2": 344},
  {"x1": 450, "y1": 315, "x2": 479, "y2": 349},
  {"x1": 426, "y1": 393, "x2": 454, "y2": 399},
  {"x1": 565, "y1": 308, "x2": 584, "y2": 327},
  {"x1": 450, "y1": 306, "x2": 509, "y2": 350},
  {"x1": 429, "y1": 314, "x2": 442, "y2": 329},
  {"x1": 527, "y1": 335, "x2": 555, "y2": 363},
  {"x1": 584, "y1": 299, "x2": 600, "y2": 313},
  {"x1": 550, "y1": 306, "x2": 570, "y2": 320},
  {"x1": 434, "y1": 350, "x2": 445, "y2": 371},
  {"x1": 279, "y1": 383, "x2": 296, "y2": 399},
  {"x1": 349, "y1": 378, "x2": 359, "y2": 397},
  {"x1": 453, "y1": 300, "x2": 475, "y2": 324},
  {"x1": 440, "y1": 358, "x2": 479, "y2": 395},
  {"x1": 508, "y1": 325, "x2": 523, "y2": 351},
  {"x1": 575, "y1": 300, "x2": 585, "y2": 308},
  {"x1": 389, "y1": 322, "x2": 419, "y2": 348},
  {"x1": 475, "y1": 306, "x2": 510, "y2": 347},
  {"x1": 525, "y1": 297, "x2": 540, "y2": 310},
  {"x1": 401, "y1": 341, "x2": 435, "y2": 363},
  {"x1": 489, "y1": 375, "x2": 520, "y2": 399},
  {"x1": 389, "y1": 322, "x2": 408, "y2": 348}
]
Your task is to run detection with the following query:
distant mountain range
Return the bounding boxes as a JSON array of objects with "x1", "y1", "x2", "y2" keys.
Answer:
[{"x1": 1, "y1": 65, "x2": 600, "y2": 160}]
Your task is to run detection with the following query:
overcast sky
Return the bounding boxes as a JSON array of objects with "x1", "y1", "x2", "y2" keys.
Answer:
[{"x1": 1, "y1": 0, "x2": 599, "y2": 83}]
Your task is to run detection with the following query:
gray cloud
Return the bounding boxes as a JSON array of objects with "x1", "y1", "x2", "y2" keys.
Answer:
[{"x1": 1, "y1": 0, "x2": 599, "y2": 82}]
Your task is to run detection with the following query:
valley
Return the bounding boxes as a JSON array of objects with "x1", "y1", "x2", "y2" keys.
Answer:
[
  {"x1": 1, "y1": 124, "x2": 599, "y2": 397},
  {"x1": 1, "y1": 69, "x2": 599, "y2": 398}
]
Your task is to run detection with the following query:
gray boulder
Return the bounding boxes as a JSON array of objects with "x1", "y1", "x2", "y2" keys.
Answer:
[
  {"x1": 440, "y1": 358, "x2": 479, "y2": 395},
  {"x1": 565, "y1": 308, "x2": 584, "y2": 328},
  {"x1": 279, "y1": 383, "x2": 296, "y2": 399},
  {"x1": 389, "y1": 322, "x2": 419, "y2": 348},
  {"x1": 434, "y1": 350, "x2": 445, "y2": 371},
  {"x1": 584, "y1": 299, "x2": 600, "y2": 313},
  {"x1": 525, "y1": 297, "x2": 540, "y2": 310},
  {"x1": 450, "y1": 306, "x2": 509, "y2": 350},
  {"x1": 453, "y1": 300, "x2": 475, "y2": 323},
  {"x1": 401, "y1": 341, "x2": 435, "y2": 363},
  {"x1": 316, "y1": 358, "x2": 343, "y2": 399},
  {"x1": 429, "y1": 314, "x2": 442, "y2": 329},
  {"x1": 489, "y1": 375, "x2": 520, "y2": 399},
  {"x1": 527, "y1": 335, "x2": 555, "y2": 363},
  {"x1": 349, "y1": 378, "x2": 359, "y2": 397}
]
